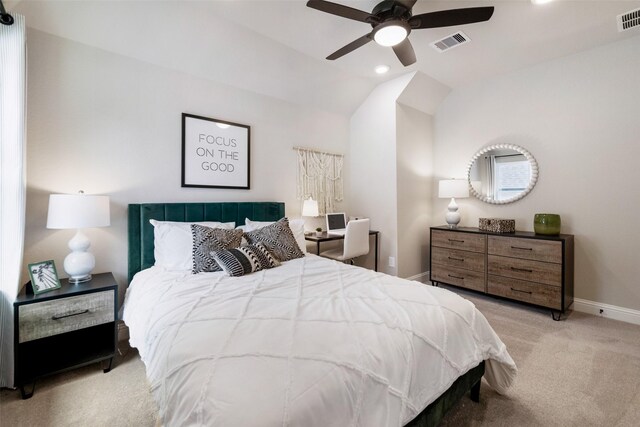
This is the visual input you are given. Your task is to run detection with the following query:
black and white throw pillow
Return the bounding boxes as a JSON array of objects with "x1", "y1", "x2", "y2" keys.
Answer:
[
  {"x1": 191, "y1": 224, "x2": 243, "y2": 274},
  {"x1": 244, "y1": 217, "x2": 305, "y2": 262},
  {"x1": 213, "y1": 242, "x2": 280, "y2": 277}
]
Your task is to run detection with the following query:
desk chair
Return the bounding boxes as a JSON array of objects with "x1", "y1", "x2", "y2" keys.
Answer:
[{"x1": 320, "y1": 219, "x2": 370, "y2": 264}]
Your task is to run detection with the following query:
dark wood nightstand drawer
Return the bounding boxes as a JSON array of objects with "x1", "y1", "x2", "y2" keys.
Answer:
[{"x1": 19, "y1": 290, "x2": 114, "y2": 343}]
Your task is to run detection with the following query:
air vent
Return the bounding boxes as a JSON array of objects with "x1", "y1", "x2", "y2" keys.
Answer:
[
  {"x1": 617, "y1": 7, "x2": 640, "y2": 32},
  {"x1": 430, "y1": 31, "x2": 470, "y2": 52}
]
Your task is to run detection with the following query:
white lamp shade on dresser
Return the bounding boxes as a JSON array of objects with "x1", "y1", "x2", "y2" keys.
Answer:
[{"x1": 47, "y1": 193, "x2": 110, "y2": 283}]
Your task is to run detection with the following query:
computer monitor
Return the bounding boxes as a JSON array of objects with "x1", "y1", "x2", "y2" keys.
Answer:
[{"x1": 326, "y1": 212, "x2": 347, "y2": 235}]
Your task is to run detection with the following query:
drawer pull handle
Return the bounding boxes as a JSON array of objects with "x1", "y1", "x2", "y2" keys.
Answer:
[
  {"x1": 448, "y1": 239, "x2": 465, "y2": 243},
  {"x1": 52, "y1": 309, "x2": 89, "y2": 321},
  {"x1": 510, "y1": 287, "x2": 532, "y2": 295},
  {"x1": 448, "y1": 274, "x2": 464, "y2": 280},
  {"x1": 511, "y1": 246, "x2": 533, "y2": 251},
  {"x1": 510, "y1": 267, "x2": 533, "y2": 273},
  {"x1": 448, "y1": 257, "x2": 464, "y2": 262}
]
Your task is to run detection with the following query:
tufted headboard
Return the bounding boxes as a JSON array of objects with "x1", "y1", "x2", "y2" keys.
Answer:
[{"x1": 128, "y1": 202, "x2": 285, "y2": 282}]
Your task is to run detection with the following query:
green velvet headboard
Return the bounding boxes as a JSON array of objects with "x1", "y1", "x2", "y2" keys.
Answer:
[{"x1": 128, "y1": 202, "x2": 285, "y2": 283}]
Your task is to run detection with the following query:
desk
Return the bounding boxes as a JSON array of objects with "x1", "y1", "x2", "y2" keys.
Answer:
[{"x1": 305, "y1": 230, "x2": 380, "y2": 271}]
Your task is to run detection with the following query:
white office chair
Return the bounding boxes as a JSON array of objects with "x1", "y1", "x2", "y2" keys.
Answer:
[{"x1": 320, "y1": 219, "x2": 370, "y2": 264}]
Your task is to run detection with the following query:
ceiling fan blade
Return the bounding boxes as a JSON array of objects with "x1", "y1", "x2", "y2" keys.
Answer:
[
  {"x1": 396, "y1": 0, "x2": 417, "y2": 10},
  {"x1": 392, "y1": 38, "x2": 416, "y2": 66},
  {"x1": 307, "y1": 0, "x2": 377, "y2": 24},
  {"x1": 327, "y1": 33, "x2": 373, "y2": 60},
  {"x1": 409, "y1": 7, "x2": 494, "y2": 29}
]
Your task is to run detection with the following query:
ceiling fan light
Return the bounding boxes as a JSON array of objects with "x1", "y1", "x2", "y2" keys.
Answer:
[{"x1": 374, "y1": 24, "x2": 407, "y2": 47}]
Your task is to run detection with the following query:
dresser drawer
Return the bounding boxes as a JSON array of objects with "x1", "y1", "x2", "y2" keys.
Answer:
[
  {"x1": 488, "y1": 255, "x2": 562, "y2": 287},
  {"x1": 488, "y1": 236, "x2": 562, "y2": 263},
  {"x1": 488, "y1": 275, "x2": 561, "y2": 310},
  {"x1": 431, "y1": 265, "x2": 485, "y2": 292},
  {"x1": 18, "y1": 290, "x2": 115, "y2": 343},
  {"x1": 431, "y1": 247, "x2": 485, "y2": 272},
  {"x1": 431, "y1": 230, "x2": 486, "y2": 253}
]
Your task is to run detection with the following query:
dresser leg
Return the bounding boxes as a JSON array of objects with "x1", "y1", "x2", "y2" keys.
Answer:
[
  {"x1": 103, "y1": 357, "x2": 113, "y2": 373},
  {"x1": 551, "y1": 311, "x2": 562, "y2": 321},
  {"x1": 20, "y1": 382, "x2": 35, "y2": 399}
]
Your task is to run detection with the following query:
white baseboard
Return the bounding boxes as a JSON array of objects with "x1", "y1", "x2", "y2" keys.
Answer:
[{"x1": 573, "y1": 298, "x2": 640, "y2": 326}]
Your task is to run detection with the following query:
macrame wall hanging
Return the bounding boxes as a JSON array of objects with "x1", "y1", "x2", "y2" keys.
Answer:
[{"x1": 294, "y1": 147, "x2": 344, "y2": 215}]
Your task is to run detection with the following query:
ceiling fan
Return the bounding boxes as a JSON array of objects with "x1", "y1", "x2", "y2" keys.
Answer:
[{"x1": 306, "y1": 0, "x2": 494, "y2": 66}]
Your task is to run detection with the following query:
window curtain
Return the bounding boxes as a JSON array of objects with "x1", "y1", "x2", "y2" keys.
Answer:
[
  {"x1": 0, "y1": 13, "x2": 27, "y2": 388},
  {"x1": 294, "y1": 147, "x2": 344, "y2": 215}
]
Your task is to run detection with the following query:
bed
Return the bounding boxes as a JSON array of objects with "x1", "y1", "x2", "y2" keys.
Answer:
[{"x1": 124, "y1": 202, "x2": 516, "y2": 426}]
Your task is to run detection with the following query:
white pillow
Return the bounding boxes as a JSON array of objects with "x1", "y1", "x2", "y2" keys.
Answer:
[
  {"x1": 244, "y1": 218, "x2": 307, "y2": 254},
  {"x1": 150, "y1": 219, "x2": 235, "y2": 271}
]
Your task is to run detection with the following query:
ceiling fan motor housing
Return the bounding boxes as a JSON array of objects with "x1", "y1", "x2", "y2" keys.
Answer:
[{"x1": 371, "y1": 0, "x2": 413, "y2": 26}]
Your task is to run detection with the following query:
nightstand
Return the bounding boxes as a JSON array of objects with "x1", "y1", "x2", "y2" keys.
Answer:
[{"x1": 14, "y1": 272, "x2": 118, "y2": 399}]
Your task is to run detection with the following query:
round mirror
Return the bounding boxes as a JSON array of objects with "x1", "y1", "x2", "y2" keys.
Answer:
[{"x1": 467, "y1": 144, "x2": 538, "y2": 204}]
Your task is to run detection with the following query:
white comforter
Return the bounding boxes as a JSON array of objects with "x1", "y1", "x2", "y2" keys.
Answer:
[{"x1": 124, "y1": 254, "x2": 516, "y2": 427}]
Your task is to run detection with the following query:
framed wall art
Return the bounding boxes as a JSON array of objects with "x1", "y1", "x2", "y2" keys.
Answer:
[
  {"x1": 27, "y1": 260, "x2": 62, "y2": 295},
  {"x1": 182, "y1": 113, "x2": 250, "y2": 189}
]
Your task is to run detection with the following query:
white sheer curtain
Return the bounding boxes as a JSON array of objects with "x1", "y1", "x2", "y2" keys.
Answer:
[
  {"x1": 294, "y1": 147, "x2": 344, "y2": 215},
  {"x1": 0, "y1": 13, "x2": 27, "y2": 388}
]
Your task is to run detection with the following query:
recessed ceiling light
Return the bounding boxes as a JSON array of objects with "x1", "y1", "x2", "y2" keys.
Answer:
[
  {"x1": 375, "y1": 65, "x2": 390, "y2": 74},
  {"x1": 531, "y1": 0, "x2": 554, "y2": 4}
]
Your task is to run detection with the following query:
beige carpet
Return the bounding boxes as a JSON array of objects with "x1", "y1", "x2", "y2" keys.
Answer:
[{"x1": 2, "y1": 287, "x2": 640, "y2": 426}]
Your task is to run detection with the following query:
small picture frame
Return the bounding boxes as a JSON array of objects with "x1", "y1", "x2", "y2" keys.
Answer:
[{"x1": 28, "y1": 260, "x2": 62, "y2": 295}]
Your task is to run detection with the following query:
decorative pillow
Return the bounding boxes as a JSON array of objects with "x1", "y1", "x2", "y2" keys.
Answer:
[
  {"x1": 151, "y1": 220, "x2": 235, "y2": 271},
  {"x1": 245, "y1": 218, "x2": 307, "y2": 254},
  {"x1": 244, "y1": 218, "x2": 305, "y2": 262},
  {"x1": 191, "y1": 224, "x2": 243, "y2": 274},
  {"x1": 213, "y1": 242, "x2": 280, "y2": 277}
]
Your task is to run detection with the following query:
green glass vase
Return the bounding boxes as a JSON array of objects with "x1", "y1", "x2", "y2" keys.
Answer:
[{"x1": 534, "y1": 213, "x2": 561, "y2": 235}]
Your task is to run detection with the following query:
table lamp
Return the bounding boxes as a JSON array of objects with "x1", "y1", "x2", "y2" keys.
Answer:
[
  {"x1": 438, "y1": 179, "x2": 469, "y2": 229},
  {"x1": 47, "y1": 191, "x2": 110, "y2": 283},
  {"x1": 302, "y1": 197, "x2": 319, "y2": 217}
]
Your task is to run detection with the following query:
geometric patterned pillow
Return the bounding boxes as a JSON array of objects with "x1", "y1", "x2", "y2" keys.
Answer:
[
  {"x1": 213, "y1": 242, "x2": 280, "y2": 277},
  {"x1": 191, "y1": 224, "x2": 243, "y2": 274},
  {"x1": 244, "y1": 217, "x2": 305, "y2": 262}
]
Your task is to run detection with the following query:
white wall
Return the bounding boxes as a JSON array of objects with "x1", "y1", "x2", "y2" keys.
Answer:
[
  {"x1": 433, "y1": 35, "x2": 640, "y2": 311},
  {"x1": 396, "y1": 105, "x2": 433, "y2": 278},
  {"x1": 349, "y1": 73, "x2": 414, "y2": 274},
  {"x1": 23, "y1": 30, "x2": 350, "y2": 303}
]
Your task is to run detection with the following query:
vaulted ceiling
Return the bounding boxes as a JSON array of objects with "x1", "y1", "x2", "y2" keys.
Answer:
[{"x1": 11, "y1": 0, "x2": 640, "y2": 115}]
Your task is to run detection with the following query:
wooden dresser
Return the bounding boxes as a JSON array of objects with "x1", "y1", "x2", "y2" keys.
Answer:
[{"x1": 429, "y1": 226, "x2": 574, "y2": 319}]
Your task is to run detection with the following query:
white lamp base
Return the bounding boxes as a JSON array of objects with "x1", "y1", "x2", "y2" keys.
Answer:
[
  {"x1": 445, "y1": 197, "x2": 461, "y2": 229},
  {"x1": 64, "y1": 229, "x2": 95, "y2": 284}
]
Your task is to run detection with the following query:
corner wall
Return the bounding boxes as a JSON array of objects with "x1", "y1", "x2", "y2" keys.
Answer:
[{"x1": 433, "y1": 35, "x2": 640, "y2": 311}]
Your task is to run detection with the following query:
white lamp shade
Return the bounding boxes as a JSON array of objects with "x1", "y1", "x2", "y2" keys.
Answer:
[
  {"x1": 47, "y1": 194, "x2": 111, "y2": 229},
  {"x1": 438, "y1": 179, "x2": 469, "y2": 199},
  {"x1": 302, "y1": 198, "x2": 319, "y2": 217}
]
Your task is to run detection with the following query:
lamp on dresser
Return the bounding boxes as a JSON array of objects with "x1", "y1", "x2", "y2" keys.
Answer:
[
  {"x1": 46, "y1": 191, "x2": 110, "y2": 283},
  {"x1": 438, "y1": 179, "x2": 469, "y2": 229}
]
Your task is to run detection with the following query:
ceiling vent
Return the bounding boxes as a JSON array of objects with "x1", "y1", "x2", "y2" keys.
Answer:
[
  {"x1": 430, "y1": 31, "x2": 470, "y2": 52},
  {"x1": 617, "y1": 7, "x2": 640, "y2": 32}
]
